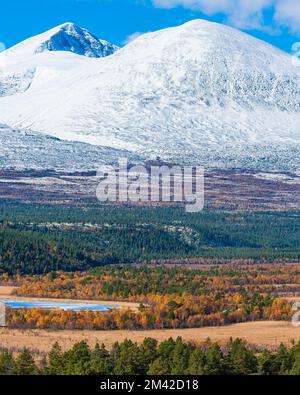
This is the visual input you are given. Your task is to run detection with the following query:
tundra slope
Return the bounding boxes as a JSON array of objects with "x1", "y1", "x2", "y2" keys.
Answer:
[
  {"x1": 0, "y1": 20, "x2": 300, "y2": 171},
  {"x1": 0, "y1": 124, "x2": 141, "y2": 171}
]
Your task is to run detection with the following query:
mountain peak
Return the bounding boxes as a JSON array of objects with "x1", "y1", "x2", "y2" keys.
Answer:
[
  {"x1": 46, "y1": 22, "x2": 79, "y2": 35},
  {"x1": 55, "y1": 22, "x2": 76, "y2": 29},
  {"x1": 35, "y1": 22, "x2": 118, "y2": 58},
  {"x1": 4, "y1": 23, "x2": 118, "y2": 60}
]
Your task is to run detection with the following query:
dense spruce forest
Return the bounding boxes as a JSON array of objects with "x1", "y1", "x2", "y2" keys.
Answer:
[
  {"x1": 1, "y1": 200, "x2": 300, "y2": 274},
  {"x1": 2, "y1": 338, "x2": 300, "y2": 375}
]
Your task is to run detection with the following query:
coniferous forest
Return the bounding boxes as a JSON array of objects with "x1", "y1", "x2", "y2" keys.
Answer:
[
  {"x1": 2, "y1": 337, "x2": 300, "y2": 375},
  {"x1": 1, "y1": 201, "x2": 300, "y2": 274}
]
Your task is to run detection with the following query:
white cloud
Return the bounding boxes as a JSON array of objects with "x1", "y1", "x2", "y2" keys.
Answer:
[
  {"x1": 274, "y1": 0, "x2": 300, "y2": 34},
  {"x1": 123, "y1": 32, "x2": 145, "y2": 45},
  {"x1": 152, "y1": 0, "x2": 300, "y2": 33}
]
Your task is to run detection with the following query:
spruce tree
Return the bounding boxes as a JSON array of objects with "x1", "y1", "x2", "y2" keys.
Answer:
[
  {"x1": 0, "y1": 350, "x2": 15, "y2": 375},
  {"x1": 14, "y1": 349, "x2": 38, "y2": 375}
]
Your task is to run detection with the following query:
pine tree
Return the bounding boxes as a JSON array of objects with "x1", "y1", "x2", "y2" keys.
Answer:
[
  {"x1": 273, "y1": 343, "x2": 292, "y2": 375},
  {"x1": 14, "y1": 349, "x2": 38, "y2": 375},
  {"x1": 203, "y1": 343, "x2": 228, "y2": 375},
  {"x1": 188, "y1": 348, "x2": 206, "y2": 375},
  {"x1": 148, "y1": 357, "x2": 170, "y2": 375},
  {"x1": 170, "y1": 337, "x2": 193, "y2": 375},
  {"x1": 138, "y1": 337, "x2": 158, "y2": 374},
  {"x1": 63, "y1": 341, "x2": 92, "y2": 375},
  {"x1": 290, "y1": 341, "x2": 300, "y2": 375},
  {"x1": 258, "y1": 350, "x2": 277, "y2": 375},
  {"x1": 0, "y1": 350, "x2": 15, "y2": 375},
  {"x1": 91, "y1": 343, "x2": 111, "y2": 375},
  {"x1": 113, "y1": 339, "x2": 141, "y2": 375},
  {"x1": 227, "y1": 339, "x2": 257, "y2": 375},
  {"x1": 46, "y1": 342, "x2": 64, "y2": 375}
]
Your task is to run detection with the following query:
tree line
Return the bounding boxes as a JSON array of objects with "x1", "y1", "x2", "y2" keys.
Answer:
[{"x1": 2, "y1": 337, "x2": 300, "y2": 375}]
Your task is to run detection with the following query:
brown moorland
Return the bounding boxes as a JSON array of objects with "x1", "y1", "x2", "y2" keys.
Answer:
[{"x1": 0, "y1": 321, "x2": 299, "y2": 354}]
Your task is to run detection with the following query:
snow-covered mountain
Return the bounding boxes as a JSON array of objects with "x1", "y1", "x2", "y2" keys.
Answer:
[
  {"x1": 0, "y1": 23, "x2": 117, "y2": 97},
  {"x1": 0, "y1": 20, "x2": 300, "y2": 171},
  {"x1": 3, "y1": 22, "x2": 118, "y2": 59}
]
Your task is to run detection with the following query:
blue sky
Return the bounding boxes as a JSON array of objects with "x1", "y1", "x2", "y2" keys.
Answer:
[{"x1": 0, "y1": 0, "x2": 299, "y2": 53}]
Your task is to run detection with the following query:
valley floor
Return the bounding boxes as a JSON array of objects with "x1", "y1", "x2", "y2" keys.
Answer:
[
  {"x1": 0, "y1": 286, "x2": 139, "y2": 310},
  {"x1": 1, "y1": 321, "x2": 299, "y2": 355}
]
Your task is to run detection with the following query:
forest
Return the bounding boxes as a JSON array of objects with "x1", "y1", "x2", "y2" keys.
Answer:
[
  {"x1": 2, "y1": 337, "x2": 300, "y2": 375},
  {"x1": 1, "y1": 200, "x2": 300, "y2": 274},
  {"x1": 1, "y1": 201, "x2": 300, "y2": 376},
  {"x1": 2, "y1": 265, "x2": 296, "y2": 330}
]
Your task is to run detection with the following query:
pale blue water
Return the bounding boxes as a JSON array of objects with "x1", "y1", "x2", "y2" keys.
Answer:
[{"x1": 4, "y1": 300, "x2": 119, "y2": 311}]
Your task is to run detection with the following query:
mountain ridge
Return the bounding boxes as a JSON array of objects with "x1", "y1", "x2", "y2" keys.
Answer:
[{"x1": 0, "y1": 19, "x2": 300, "y2": 171}]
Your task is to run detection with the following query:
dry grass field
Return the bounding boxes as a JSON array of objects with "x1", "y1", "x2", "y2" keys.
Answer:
[{"x1": 0, "y1": 321, "x2": 299, "y2": 354}]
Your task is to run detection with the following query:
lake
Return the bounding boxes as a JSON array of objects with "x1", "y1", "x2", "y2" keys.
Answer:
[{"x1": 3, "y1": 300, "x2": 120, "y2": 311}]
